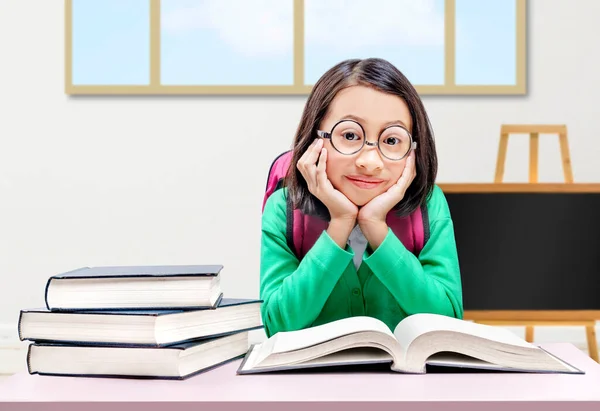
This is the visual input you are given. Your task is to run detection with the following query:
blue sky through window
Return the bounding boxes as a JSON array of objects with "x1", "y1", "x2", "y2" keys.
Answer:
[
  {"x1": 304, "y1": 0, "x2": 446, "y2": 86},
  {"x1": 72, "y1": 0, "x2": 150, "y2": 85},
  {"x1": 70, "y1": 0, "x2": 518, "y2": 87},
  {"x1": 161, "y1": 0, "x2": 294, "y2": 85},
  {"x1": 455, "y1": 0, "x2": 517, "y2": 85}
]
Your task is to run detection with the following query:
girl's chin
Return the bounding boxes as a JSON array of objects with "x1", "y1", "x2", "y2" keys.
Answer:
[
  {"x1": 336, "y1": 183, "x2": 388, "y2": 207},
  {"x1": 344, "y1": 192, "x2": 380, "y2": 207}
]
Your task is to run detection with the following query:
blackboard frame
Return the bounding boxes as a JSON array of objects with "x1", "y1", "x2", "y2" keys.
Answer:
[{"x1": 438, "y1": 183, "x2": 600, "y2": 361}]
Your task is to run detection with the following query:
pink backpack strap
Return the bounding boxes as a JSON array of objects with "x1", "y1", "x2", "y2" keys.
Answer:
[
  {"x1": 291, "y1": 204, "x2": 428, "y2": 260},
  {"x1": 290, "y1": 209, "x2": 328, "y2": 259},
  {"x1": 291, "y1": 205, "x2": 427, "y2": 259},
  {"x1": 387, "y1": 202, "x2": 429, "y2": 255},
  {"x1": 263, "y1": 151, "x2": 292, "y2": 212},
  {"x1": 418, "y1": 202, "x2": 430, "y2": 251},
  {"x1": 287, "y1": 201, "x2": 429, "y2": 260}
]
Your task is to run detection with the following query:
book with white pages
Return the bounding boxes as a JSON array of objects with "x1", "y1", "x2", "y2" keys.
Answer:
[
  {"x1": 19, "y1": 298, "x2": 263, "y2": 347},
  {"x1": 28, "y1": 331, "x2": 251, "y2": 380},
  {"x1": 237, "y1": 313, "x2": 584, "y2": 375},
  {"x1": 44, "y1": 265, "x2": 223, "y2": 310}
]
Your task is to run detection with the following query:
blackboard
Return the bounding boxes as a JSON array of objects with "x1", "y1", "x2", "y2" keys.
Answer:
[{"x1": 443, "y1": 188, "x2": 600, "y2": 311}]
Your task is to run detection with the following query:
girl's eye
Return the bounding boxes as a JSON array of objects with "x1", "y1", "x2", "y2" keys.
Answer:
[
  {"x1": 343, "y1": 132, "x2": 360, "y2": 141},
  {"x1": 383, "y1": 137, "x2": 400, "y2": 145}
]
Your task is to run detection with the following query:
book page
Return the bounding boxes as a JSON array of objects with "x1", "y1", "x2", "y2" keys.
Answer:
[
  {"x1": 426, "y1": 352, "x2": 502, "y2": 368},
  {"x1": 239, "y1": 346, "x2": 393, "y2": 373},
  {"x1": 270, "y1": 316, "x2": 394, "y2": 354},
  {"x1": 426, "y1": 350, "x2": 583, "y2": 374},
  {"x1": 283, "y1": 347, "x2": 393, "y2": 368},
  {"x1": 393, "y1": 313, "x2": 534, "y2": 352}
]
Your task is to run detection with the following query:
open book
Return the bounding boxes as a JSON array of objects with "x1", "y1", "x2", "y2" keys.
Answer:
[{"x1": 237, "y1": 313, "x2": 584, "y2": 375}]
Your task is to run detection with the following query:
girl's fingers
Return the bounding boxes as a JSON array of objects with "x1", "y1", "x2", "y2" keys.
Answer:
[
  {"x1": 304, "y1": 139, "x2": 323, "y2": 168},
  {"x1": 316, "y1": 147, "x2": 328, "y2": 188},
  {"x1": 396, "y1": 150, "x2": 416, "y2": 189},
  {"x1": 298, "y1": 139, "x2": 316, "y2": 165},
  {"x1": 297, "y1": 139, "x2": 323, "y2": 187}
]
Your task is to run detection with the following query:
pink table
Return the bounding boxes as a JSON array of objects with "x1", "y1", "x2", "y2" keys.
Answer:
[{"x1": 0, "y1": 343, "x2": 599, "y2": 411}]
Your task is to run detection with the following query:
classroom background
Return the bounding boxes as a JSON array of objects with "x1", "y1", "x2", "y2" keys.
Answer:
[{"x1": 1, "y1": 0, "x2": 599, "y2": 375}]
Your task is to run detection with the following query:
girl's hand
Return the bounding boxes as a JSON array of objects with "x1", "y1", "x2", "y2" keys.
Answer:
[
  {"x1": 297, "y1": 139, "x2": 358, "y2": 222},
  {"x1": 358, "y1": 149, "x2": 417, "y2": 225}
]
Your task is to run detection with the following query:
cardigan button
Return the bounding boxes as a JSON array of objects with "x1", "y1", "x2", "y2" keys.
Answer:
[{"x1": 352, "y1": 288, "x2": 361, "y2": 296}]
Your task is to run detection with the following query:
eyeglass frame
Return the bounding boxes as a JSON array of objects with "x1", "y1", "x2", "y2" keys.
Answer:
[{"x1": 316, "y1": 119, "x2": 417, "y2": 161}]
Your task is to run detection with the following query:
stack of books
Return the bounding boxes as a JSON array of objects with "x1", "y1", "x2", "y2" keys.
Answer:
[{"x1": 18, "y1": 264, "x2": 263, "y2": 379}]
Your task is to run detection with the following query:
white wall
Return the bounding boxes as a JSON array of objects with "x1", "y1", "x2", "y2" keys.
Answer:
[{"x1": 1, "y1": 0, "x2": 599, "y2": 345}]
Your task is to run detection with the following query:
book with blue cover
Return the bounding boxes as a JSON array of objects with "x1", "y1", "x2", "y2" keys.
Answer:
[
  {"x1": 27, "y1": 331, "x2": 250, "y2": 380},
  {"x1": 19, "y1": 298, "x2": 263, "y2": 347},
  {"x1": 44, "y1": 265, "x2": 224, "y2": 311}
]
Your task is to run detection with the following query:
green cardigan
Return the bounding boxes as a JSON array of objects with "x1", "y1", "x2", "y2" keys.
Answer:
[{"x1": 259, "y1": 185, "x2": 463, "y2": 338}]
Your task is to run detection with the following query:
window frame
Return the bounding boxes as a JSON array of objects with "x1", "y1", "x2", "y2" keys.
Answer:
[{"x1": 64, "y1": 0, "x2": 527, "y2": 95}]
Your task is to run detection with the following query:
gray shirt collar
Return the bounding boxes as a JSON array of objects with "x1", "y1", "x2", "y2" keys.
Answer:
[{"x1": 347, "y1": 224, "x2": 368, "y2": 270}]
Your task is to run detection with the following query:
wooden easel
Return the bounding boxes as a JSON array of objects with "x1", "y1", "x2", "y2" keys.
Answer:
[
  {"x1": 465, "y1": 124, "x2": 598, "y2": 362},
  {"x1": 494, "y1": 124, "x2": 574, "y2": 183}
]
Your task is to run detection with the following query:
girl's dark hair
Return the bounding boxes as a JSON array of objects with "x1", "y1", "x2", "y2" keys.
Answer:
[{"x1": 285, "y1": 58, "x2": 438, "y2": 219}]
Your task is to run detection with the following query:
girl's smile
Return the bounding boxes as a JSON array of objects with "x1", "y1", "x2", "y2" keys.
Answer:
[{"x1": 344, "y1": 175, "x2": 386, "y2": 189}]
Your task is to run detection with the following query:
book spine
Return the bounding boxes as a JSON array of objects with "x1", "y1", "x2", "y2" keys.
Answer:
[
  {"x1": 43, "y1": 278, "x2": 52, "y2": 310},
  {"x1": 213, "y1": 292, "x2": 224, "y2": 309},
  {"x1": 26, "y1": 344, "x2": 34, "y2": 375},
  {"x1": 17, "y1": 310, "x2": 24, "y2": 341}
]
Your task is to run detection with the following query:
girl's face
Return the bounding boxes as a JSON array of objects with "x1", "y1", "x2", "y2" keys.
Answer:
[{"x1": 318, "y1": 85, "x2": 413, "y2": 207}]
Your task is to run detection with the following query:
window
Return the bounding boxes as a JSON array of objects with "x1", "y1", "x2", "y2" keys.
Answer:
[
  {"x1": 65, "y1": 0, "x2": 526, "y2": 95},
  {"x1": 304, "y1": 0, "x2": 446, "y2": 86},
  {"x1": 71, "y1": 0, "x2": 150, "y2": 86},
  {"x1": 160, "y1": 0, "x2": 294, "y2": 86}
]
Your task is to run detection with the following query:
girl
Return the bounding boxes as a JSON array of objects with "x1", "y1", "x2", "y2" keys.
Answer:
[{"x1": 260, "y1": 58, "x2": 463, "y2": 338}]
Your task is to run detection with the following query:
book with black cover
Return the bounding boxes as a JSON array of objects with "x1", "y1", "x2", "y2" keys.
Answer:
[
  {"x1": 44, "y1": 265, "x2": 223, "y2": 310},
  {"x1": 48, "y1": 265, "x2": 224, "y2": 279},
  {"x1": 27, "y1": 331, "x2": 250, "y2": 380},
  {"x1": 19, "y1": 298, "x2": 263, "y2": 347}
]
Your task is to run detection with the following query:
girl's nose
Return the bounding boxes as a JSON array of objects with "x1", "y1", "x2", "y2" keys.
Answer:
[{"x1": 355, "y1": 143, "x2": 384, "y2": 173}]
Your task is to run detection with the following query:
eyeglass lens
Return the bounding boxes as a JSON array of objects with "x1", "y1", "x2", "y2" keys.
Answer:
[{"x1": 330, "y1": 120, "x2": 412, "y2": 160}]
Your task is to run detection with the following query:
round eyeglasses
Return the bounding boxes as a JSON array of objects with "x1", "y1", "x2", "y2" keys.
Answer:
[{"x1": 316, "y1": 119, "x2": 416, "y2": 161}]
